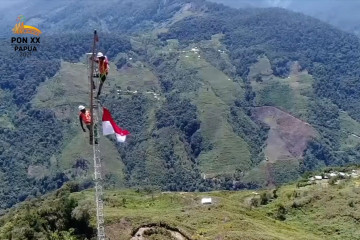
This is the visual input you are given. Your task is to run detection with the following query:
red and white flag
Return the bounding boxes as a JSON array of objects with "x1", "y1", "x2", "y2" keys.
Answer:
[{"x1": 102, "y1": 107, "x2": 130, "y2": 143}]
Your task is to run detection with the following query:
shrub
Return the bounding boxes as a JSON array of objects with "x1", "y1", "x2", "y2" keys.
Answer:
[
  {"x1": 275, "y1": 204, "x2": 287, "y2": 221},
  {"x1": 260, "y1": 192, "x2": 270, "y2": 205}
]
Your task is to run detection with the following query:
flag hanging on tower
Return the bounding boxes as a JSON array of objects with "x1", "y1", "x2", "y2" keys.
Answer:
[{"x1": 102, "y1": 107, "x2": 130, "y2": 142}]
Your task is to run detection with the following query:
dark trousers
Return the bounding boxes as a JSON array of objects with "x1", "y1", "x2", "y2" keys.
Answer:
[
  {"x1": 86, "y1": 124, "x2": 98, "y2": 144},
  {"x1": 97, "y1": 74, "x2": 107, "y2": 97}
]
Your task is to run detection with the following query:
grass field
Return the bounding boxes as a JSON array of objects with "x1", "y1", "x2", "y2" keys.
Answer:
[
  {"x1": 59, "y1": 132, "x2": 125, "y2": 185},
  {"x1": 196, "y1": 86, "x2": 251, "y2": 175},
  {"x1": 109, "y1": 60, "x2": 160, "y2": 93},
  {"x1": 339, "y1": 111, "x2": 360, "y2": 150},
  {"x1": 32, "y1": 61, "x2": 89, "y2": 116},
  {"x1": 0, "y1": 115, "x2": 14, "y2": 130},
  {"x1": 72, "y1": 188, "x2": 320, "y2": 240},
  {"x1": 67, "y1": 173, "x2": 360, "y2": 240},
  {"x1": 3, "y1": 172, "x2": 360, "y2": 240},
  {"x1": 174, "y1": 48, "x2": 251, "y2": 175},
  {"x1": 250, "y1": 57, "x2": 313, "y2": 120},
  {"x1": 248, "y1": 56, "x2": 273, "y2": 81}
]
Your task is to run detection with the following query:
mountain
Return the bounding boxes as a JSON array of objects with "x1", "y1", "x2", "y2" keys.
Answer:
[
  {"x1": 210, "y1": 0, "x2": 360, "y2": 36},
  {"x1": 1, "y1": 166, "x2": 360, "y2": 239},
  {"x1": 1, "y1": 0, "x2": 360, "y2": 210}
]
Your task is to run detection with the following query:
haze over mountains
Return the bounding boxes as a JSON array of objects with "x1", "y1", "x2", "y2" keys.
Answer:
[{"x1": 211, "y1": 0, "x2": 360, "y2": 36}]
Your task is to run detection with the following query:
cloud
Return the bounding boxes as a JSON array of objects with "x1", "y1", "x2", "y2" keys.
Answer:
[{"x1": 266, "y1": 0, "x2": 293, "y2": 8}]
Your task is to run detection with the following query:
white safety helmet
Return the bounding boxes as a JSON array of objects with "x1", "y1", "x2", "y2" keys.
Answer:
[
  {"x1": 97, "y1": 52, "x2": 104, "y2": 58},
  {"x1": 78, "y1": 105, "x2": 85, "y2": 111}
]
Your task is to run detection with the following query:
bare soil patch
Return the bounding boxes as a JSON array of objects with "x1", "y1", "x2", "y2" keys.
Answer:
[{"x1": 252, "y1": 106, "x2": 316, "y2": 162}]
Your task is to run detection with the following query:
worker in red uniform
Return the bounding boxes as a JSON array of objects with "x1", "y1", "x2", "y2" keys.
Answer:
[
  {"x1": 94, "y1": 52, "x2": 109, "y2": 98},
  {"x1": 79, "y1": 105, "x2": 98, "y2": 144}
]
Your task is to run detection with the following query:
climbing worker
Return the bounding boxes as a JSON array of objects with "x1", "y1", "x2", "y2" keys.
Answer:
[
  {"x1": 93, "y1": 52, "x2": 109, "y2": 98},
  {"x1": 79, "y1": 105, "x2": 98, "y2": 144}
]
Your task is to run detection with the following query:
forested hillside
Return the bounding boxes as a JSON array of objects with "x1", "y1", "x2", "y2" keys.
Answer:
[
  {"x1": 1, "y1": 0, "x2": 360, "y2": 210},
  {"x1": 210, "y1": 0, "x2": 360, "y2": 37}
]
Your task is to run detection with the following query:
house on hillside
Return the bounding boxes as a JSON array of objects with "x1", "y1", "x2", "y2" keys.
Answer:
[
  {"x1": 191, "y1": 47, "x2": 199, "y2": 52},
  {"x1": 201, "y1": 198, "x2": 212, "y2": 205},
  {"x1": 329, "y1": 172, "x2": 337, "y2": 177}
]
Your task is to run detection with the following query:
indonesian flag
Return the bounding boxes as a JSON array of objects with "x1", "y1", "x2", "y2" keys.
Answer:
[{"x1": 102, "y1": 107, "x2": 130, "y2": 142}]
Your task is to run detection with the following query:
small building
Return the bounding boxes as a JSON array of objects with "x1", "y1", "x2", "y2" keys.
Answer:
[
  {"x1": 201, "y1": 197, "x2": 212, "y2": 205},
  {"x1": 329, "y1": 172, "x2": 337, "y2": 177},
  {"x1": 314, "y1": 176, "x2": 322, "y2": 180}
]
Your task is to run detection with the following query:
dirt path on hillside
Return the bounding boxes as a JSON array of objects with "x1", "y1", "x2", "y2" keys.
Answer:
[
  {"x1": 130, "y1": 226, "x2": 187, "y2": 240},
  {"x1": 130, "y1": 223, "x2": 191, "y2": 240}
]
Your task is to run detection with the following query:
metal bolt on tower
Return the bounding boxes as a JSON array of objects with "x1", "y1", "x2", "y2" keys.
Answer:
[{"x1": 87, "y1": 29, "x2": 106, "y2": 240}]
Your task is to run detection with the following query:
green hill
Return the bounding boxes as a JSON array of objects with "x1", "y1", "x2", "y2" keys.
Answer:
[{"x1": 2, "y1": 168, "x2": 360, "y2": 239}]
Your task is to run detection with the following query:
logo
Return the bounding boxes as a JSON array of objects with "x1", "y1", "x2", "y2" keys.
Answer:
[
  {"x1": 11, "y1": 15, "x2": 42, "y2": 57},
  {"x1": 12, "y1": 14, "x2": 42, "y2": 36},
  {"x1": 16, "y1": 15, "x2": 25, "y2": 22}
]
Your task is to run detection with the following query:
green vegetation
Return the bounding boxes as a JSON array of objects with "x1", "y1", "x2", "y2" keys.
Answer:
[
  {"x1": 0, "y1": 31, "x2": 131, "y2": 208},
  {"x1": 196, "y1": 84, "x2": 252, "y2": 175},
  {"x1": 3, "y1": 175, "x2": 360, "y2": 240},
  {"x1": 339, "y1": 112, "x2": 360, "y2": 150},
  {"x1": 165, "y1": 2, "x2": 360, "y2": 174},
  {"x1": 0, "y1": 183, "x2": 94, "y2": 240},
  {"x1": 1, "y1": 0, "x2": 360, "y2": 210}
]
